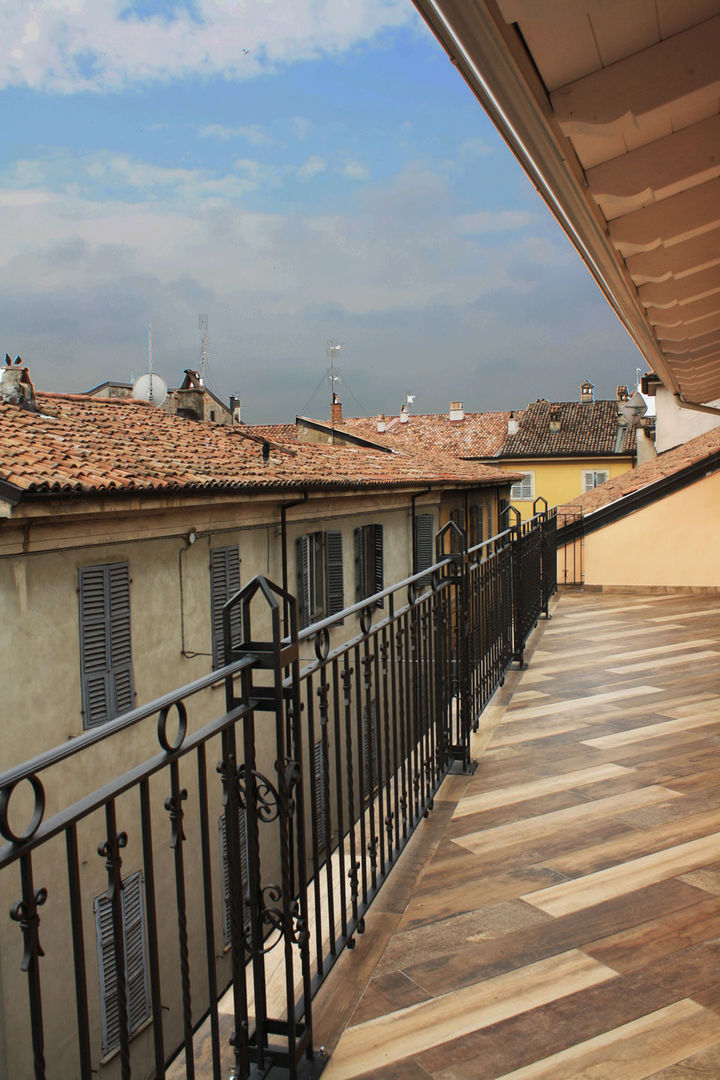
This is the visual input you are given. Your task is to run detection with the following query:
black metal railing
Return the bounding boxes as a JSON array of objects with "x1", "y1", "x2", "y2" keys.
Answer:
[{"x1": 0, "y1": 512, "x2": 556, "y2": 1080}]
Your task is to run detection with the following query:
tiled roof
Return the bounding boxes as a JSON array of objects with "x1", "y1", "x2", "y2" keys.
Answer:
[
  {"x1": 0, "y1": 393, "x2": 514, "y2": 499},
  {"x1": 244, "y1": 423, "x2": 299, "y2": 441},
  {"x1": 558, "y1": 426, "x2": 720, "y2": 516},
  {"x1": 499, "y1": 400, "x2": 635, "y2": 458},
  {"x1": 302, "y1": 411, "x2": 513, "y2": 458}
]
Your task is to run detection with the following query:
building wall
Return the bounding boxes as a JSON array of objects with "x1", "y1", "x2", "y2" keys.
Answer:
[
  {"x1": 496, "y1": 457, "x2": 634, "y2": 521},
  {"x1": 653, "y1": 385, "x2": 720, "y2": 454},
  {"x1": 577, "y1": 472, "x2": 720, "y2": 589}
]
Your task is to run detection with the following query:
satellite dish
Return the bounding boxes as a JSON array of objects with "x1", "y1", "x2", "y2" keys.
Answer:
[{"x1": 133, "y1": 372, "x2": 168, "y2": 407}]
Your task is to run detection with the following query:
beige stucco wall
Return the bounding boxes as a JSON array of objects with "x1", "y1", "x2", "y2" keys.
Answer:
[{"x1": 578, "y1": 472, "x2": 720, "y2": 588}]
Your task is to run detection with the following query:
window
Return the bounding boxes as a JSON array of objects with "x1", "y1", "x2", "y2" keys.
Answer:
[
  {"x1": 354, "y1": 523, "x2": 383, "y2": 605},
  {"x1": 94, "y1": 871, "x2": 150, "y2": 1057},
  {"x1": 296, "y1": 531, "x2": 344, "y2": 629},
  {"x1": 469, "y1": 503, "x2": 484, "y2": 548},
  {"x1": 313, "y1": 739, "x2": 329, "y2": 850},
  {"x1": 79, "y1": 562, "x2": 135, "y2": 728},
  {"x1": 362, "y1": 701, "x2": 379, "y2": 800},
  {"x1": 219, "y1": 810, "x2": 249, "y2": 944},
  {"x1": 210, "y1": 546, "x2": 242, "y2": 668},
  {"x1": 414, "y1": 512, "x2": 434, "y2": 580},
  {"x1": 582, "y1": 469, "x2": 609, "y2": 492},
  {"x1": 510, "y1": 472, "x2": 535, "y2": 501}
]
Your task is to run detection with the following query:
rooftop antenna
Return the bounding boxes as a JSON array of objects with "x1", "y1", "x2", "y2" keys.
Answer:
[
  {"x1": 132, "y1": 321, "x2": 168, "y2": 407},
  {"x1": 327, "y1": 339, "x2": 343, "y2": 422},
  {"x1": 199, "y1": 314, "x2": 208, "y2": 386}
]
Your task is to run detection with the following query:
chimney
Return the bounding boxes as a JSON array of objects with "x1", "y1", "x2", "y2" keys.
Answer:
[
  {"x1": 399, "y1": 404, "x2": 409, "y2": 424},
  {"x1": 549, "y1": 405, "x2": 561, "y2": 433},
  {"x1": 0, "y1": 359, "x2": 37, "y2": 412},
  {"x1": 580, "y1": 379, "x2": 595, "y2": 403},
  {"x1": 229, "y1": 394, "x2": 242, "y2": 423},
  {"x1": 377, "y1": 413, "x2": 387, "y2": 433},
  {"x1": 330, "y1": 391, "x2": 343, "y2": 426},
  {"x1": 616, "y1": 385, "x2": 629, "y2": 402},
  {"x1": 449, "y1": 400, "x2": 464, "y2": 422},
  {"x1": 507, "y1": 410, "x2": 519, "y2": 436}
]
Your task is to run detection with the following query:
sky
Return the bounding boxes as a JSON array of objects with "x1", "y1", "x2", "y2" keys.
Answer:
[{"x1": 1, "y1": 0, "x2": 645, "y2": 423}]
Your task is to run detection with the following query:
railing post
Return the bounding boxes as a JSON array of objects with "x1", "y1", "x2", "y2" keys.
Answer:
[
  {"x1": 222, "y1": 576, "x2": 323, "y2": 1080},
  {"x1": 435, "y1": 520, "x2": 475, "y2": 773}
]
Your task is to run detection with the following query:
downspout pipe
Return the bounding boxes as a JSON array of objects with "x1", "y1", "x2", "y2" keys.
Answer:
[
  {"x1": 411, "y1": 486, "x2": 433, "y2": 573},
  {"x1": 281, "y1": 492, "x2": 309, "y2": 634}
]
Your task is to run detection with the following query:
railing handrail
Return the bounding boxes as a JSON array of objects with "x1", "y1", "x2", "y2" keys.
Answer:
[{"x1": 0, "y1": 654, "x2": 258, "y2": 790}]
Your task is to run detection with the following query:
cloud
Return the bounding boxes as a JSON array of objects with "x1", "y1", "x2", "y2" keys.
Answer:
[
  {"x1": 296, "y1": 155, "x2": 327, "y2": 182},
  {"x1": 0, "y1": 0, "x2": 415, "y2": 93},
  {"x1": 199, "y1": 123, "x2": 273, "y2": 146},
  {"x1": 339, "y1": 159, "x2": 370, "y2": 181}
]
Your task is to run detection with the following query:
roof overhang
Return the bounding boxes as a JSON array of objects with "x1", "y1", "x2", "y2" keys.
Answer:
[{"x1": 412, "y1": 0, "x2": 720, "y2": 406}]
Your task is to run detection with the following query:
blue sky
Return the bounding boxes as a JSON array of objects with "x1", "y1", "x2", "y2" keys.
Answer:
[{"x1": 0, "y1": 1, "x2": 643, "y2": 422}]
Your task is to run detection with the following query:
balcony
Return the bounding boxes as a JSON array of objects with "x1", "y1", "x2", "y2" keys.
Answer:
[{"x1": 4, "y1": 514, "x2": 720, "y2": 1078}]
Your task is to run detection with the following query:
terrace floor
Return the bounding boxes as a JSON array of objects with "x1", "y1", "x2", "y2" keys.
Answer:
[{"x1": 312, "y1": 588, "x2": 720, "y2": 1079}]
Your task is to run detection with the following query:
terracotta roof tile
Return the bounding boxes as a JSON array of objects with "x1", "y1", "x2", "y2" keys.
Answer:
[
  {"x1": 297, "y1": 410, "x2": 513, "y2": 458},
  {"x1": 499, "y1": 400, "x2": 635, "y2": 458},
  {"x1": 0, "y1": 393, "x2": 516, "y2": 499},
  {"x1": 558, "y1": 426, "x2": 720, "y2": 516}
]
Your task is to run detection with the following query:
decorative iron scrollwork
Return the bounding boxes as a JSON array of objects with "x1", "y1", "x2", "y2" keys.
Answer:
[
  {"x1": 164, "y1": 788, "x2": 188, "y2": 848},
  {"x1": 157, "y1": 700, "x2": 188, "y2": 752},
  {"x1": 10, "y1": 887, "x2": 47, "y2": 972},
  {"x1": 0, "y1": 774, "x2": 45, "y2": 844}
]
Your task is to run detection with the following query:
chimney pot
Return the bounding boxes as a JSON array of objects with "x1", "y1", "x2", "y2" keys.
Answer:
[
  {"x1": 507, "y1": 411, "x2": 519, "y2": 436},
  {"x1": 580, "y1": 379, "x2": 595, "y2": 403},
  {"x1": 330, "y1": 392, "x2": 343, "y2": 425},
  {"x1": 616, "y1": 384, "x2": 629, "y2": 402},
  {"x1": 377, "y1": 413, "x2": 386, "y2": 433},
  {"x1": 399, "y1": 405, "x2": 409, "y2": 424},
  {"x1": 0, "y1": 364, "x2": 36, "y2": 411},
  {"x1": 449, "y1": 400, "x2": 464, "y2": 422}
]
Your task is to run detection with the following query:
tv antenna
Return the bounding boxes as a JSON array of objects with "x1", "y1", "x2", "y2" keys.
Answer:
[
  {"x1": 327, "y1": 340, "x2": 343, "y2": 412},
  {"x1": 133, "y1": 322, "x2": 168, "y2": 406},
  {"x1": 199, "y1": 314, "x2": 208, "y2": 386}
]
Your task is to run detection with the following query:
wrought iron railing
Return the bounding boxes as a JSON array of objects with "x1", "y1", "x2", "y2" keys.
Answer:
[{"x1": 0, "y1": 511, "x2": 556, "y2": 1080}]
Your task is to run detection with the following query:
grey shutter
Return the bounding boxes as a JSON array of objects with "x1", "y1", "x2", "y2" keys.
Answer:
[
  {"x1": 94, "y1": 871, "x2": 149, "y2": 1056},
  {"x1": 219, "y1": 811, "x2": 249, "y2": 943},
  {"x1": 296, "y1": 535, "x2": 310, "y2": 629},
  {"x1": 79, "y1": 563, "x2": 134, "y2": 728},
  {"x1": 108, "y1": 563, "x2": 134, "y2": 715},
  {"x1": 211, "y1": 546, "x2": 241, "y2": 667},
  {"x1": 313, "y1": 739, "x2": 329, "y2": 850},
  {"x1": 415, "y1": 513, "x2": 434, "y2": 576},
  {"x1": 372, "y1": 524, "x2": 384, "y2": 599},
  {"x1": 354, "y1": 526, "x2": 367, "y2": 602},
  {"x1": 362, "y1": 701, "x2": 379, "y2": 799},
  {"x1": 324, "y1": 531, "x2": 344, "y2": 617}
]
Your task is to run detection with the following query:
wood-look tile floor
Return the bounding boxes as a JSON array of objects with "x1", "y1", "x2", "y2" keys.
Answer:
[{"x1": 313, "y1": 590, "x2": 720, "y2": 1080}]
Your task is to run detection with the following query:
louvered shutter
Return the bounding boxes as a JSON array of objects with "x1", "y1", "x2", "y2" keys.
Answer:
[
  {"x1": 313, "y1": 740, "x2": 329, "y2": 850},
  {"x1": 362, "y1": 701, "x2": 379, "y2": 799},
  {"x1": 296, "y1": 535, "x2": 311, "y2": 629},
  {"x1": 414, "y1": 513, "x2": 434, "y2": 577},
  {"x1": 210, "y1": 546, "x2": 242, "y2": 667},
  {"x1": 354, "y1": 526, "x2": 367, "y2": 601},
  {"x1": 324, "y1": 531, "x2": 344, "y2": 617},
  {"x1": 372, "y1": 524, "x2": 384, "y2": 597},
  {"x1": 94, "y1": 871, "x2": 150, "y2": 1056},
  {"x1": 107, "y1": 563, "x2": 134, "y2": 715},
  {"x1": 219, "y1": 810, "x2": 249, "y2": 943},
  {"x1": 79, "y1": 563, "x2": 134, "y2": 728}
]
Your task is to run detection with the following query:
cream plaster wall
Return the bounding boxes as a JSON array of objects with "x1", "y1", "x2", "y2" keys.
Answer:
[{"x1": 580, "y1": 472, "x2": 720, "y2": 588}]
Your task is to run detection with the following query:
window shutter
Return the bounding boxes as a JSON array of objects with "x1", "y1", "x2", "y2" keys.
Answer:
[
  {"x1": 354, "y1": 526, "x2": 367, "y2": 602},
  {"x1": 414, "y1": 513, "x2": 434, "y2": 576},
  {"x1": 313, "y1": 739, "x2": 329, "y2": 850},
  {"x1": 79, "y1": 563, "x2": 134, "y2": 728},
  {"x1": 324, "y1": 531, "x2": 344, "y2": 616},
  {"x1": 107, "y1": 563, "x2": 134, "y2": 716},
  {"x1": 510, "y1": 474, "x2": 534, "y2": 501},
  {"x1": 582, "y1": 471, "x2": 593, "y2": 493},
  {"x1": 211, "y1": 546, "x2": 242, "y2": 667},
  {"x1": 362, "y1": 701, "x2": 379, "y2": 799},
  {"x1": 296, "y1": 535, "x2": 310, "y2": 629},
  {"x1": 219, "y1": 811, "x2": 249, "y2": 943},
  {"x1": 93, "y1": 871, "x2": 150, "y2": 1056},
  {"x1": 372, "y1": 524, "x2": 384, "y2": 597}
]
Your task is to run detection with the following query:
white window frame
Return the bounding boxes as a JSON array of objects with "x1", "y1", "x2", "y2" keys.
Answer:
[
  {"x1": 510, "y1": 472, "x2": 535, "y2": 501},
  {"x1": 582, "y1": 469, "x2": 609, "y2": 492}
]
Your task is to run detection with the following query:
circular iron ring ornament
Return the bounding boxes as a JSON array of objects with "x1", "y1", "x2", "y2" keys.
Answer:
[
  {"x1": 0, "y1": 774, "x2": 46, "y2": 844},
  {"x1": 360, "y1": 605, "x2": 374, "y2": 635},
  {"x1": 314, "y1": 627, "x2": 330, "y2": 662},
  {"x1": 407, "y1": 580, "x2": 418, "y2": 605},
  {"x1": 157, "y1": 700, "x2": 188, "y2": 753}
]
